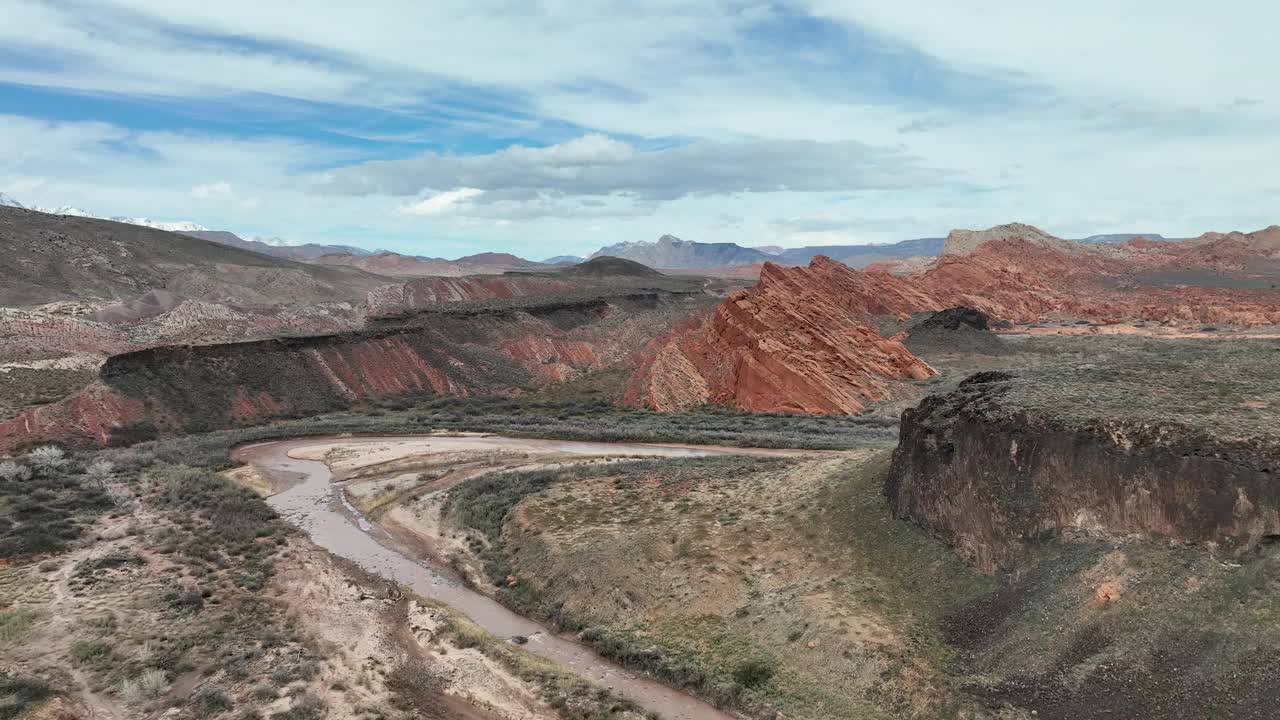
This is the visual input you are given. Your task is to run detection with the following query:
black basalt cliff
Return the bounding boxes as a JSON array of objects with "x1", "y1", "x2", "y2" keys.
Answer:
[{"x1": 886, "y1": 371, "x2": 1280, "y2": 572}]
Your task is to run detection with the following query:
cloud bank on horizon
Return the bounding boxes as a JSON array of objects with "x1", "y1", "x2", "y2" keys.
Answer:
[{"x1": 1, "y1": 1, "x2": 1276, "y2": 257}]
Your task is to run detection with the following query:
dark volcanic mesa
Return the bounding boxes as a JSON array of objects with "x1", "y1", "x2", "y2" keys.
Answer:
[
  {"x1": 886, "y1": 368, "x2": 1280, "y2": 572},
  {"x1": 0, "y1": 291, "x2": 705, "y2": 450}
]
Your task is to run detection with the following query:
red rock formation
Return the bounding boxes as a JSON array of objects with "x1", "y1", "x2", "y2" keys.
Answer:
[
  {"x1": 630, "y1": 223, "x2": 1280, "y2": 414},
  {"x1": 0, "y1": 384, "x2": 147, "y2": 449},
  {"x1": 0, "y1": 293, "x2": 706, "y2": 451},
  {"x1": 627, "y1": 262, "x2": 935, "y2": 414}
]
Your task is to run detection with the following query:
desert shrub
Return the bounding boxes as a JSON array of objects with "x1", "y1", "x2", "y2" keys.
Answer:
[
  {"x1": 269, "y1": 653, "x2": 320, "y2": 686},
  {"x1": 0, "y1": 461, "x2": 30, "y2": 482},
  {"x1": 85, "y1": 459, "x2": 116, "y2": 486},
  {"x1": 0, "y1": 450, "x2": 112, "y2": 559},
  {"x1": 732, "y1": 656, "x2": 778, "y2": 688},
  {"x1": 0, "y1": 673, "x2": 53, "y2": 720},
  {"x1": 189, "y1": 687, "x2": 234, "y2": 718},
  {"x1": 271, "y1": 692, "x2": 325, "y2": 720},
  {"x1": 118, "y1": 668, "x2": 169, "y2": 703},
  {"x1": 0, "y1": 608, "x2": 39, "y2": 644},
  {"x1": 26, "y1": 446, "x2": 67, "y2": 473},
  {"x1": 164, "y1": 589, "x2": 206, "y2": 613},
  {"x1": 72, "y1": 551, "x2": 144, "y2": 585},
  {"x1": 144, "y1": 463, "x2": 284, "y2": 588},
  {"x1": 71, "y1": 639, "x2": 114, "y2": 667}
]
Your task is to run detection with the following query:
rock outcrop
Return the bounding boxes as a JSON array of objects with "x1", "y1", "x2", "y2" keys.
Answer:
[
  {"x1": 627, "y1": 260, "x2": 935, "y2": 414},
  {"x1": 365, "y1": 275, "x2": 576, "y2": 316},
  {"x1": 631, "y1": 223, "x2": 1280, "y2": 414},
  {"x1": 0, "y1": 292, "x2": 705, "y2": 451},
  {"x1": 903, "y1": 307, "x2": 1007, "y2": 356},
  {"x1": 887, "y1": 370, "x2": 1280, "y2": 572}
]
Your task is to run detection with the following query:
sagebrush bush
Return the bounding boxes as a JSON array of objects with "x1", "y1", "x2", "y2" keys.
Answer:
[
  {"x1": 27, "y1": 445, "x2": 67, "y2": 473},
  {"x1": 0, "y1": 461, "x2": 30, "y2": 482},
  {"x1": 85, "y1": 459, "x2": 116, "y2": 485}
]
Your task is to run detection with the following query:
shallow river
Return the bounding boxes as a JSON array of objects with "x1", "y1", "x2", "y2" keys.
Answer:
[{"x1": 234, "y1": 435, "x2": 789, "y2": 720}]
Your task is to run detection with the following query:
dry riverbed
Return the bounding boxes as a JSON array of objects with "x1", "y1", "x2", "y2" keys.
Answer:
[{"x1": 251, "y1": 435, "x2": 1018, "y2": 720}]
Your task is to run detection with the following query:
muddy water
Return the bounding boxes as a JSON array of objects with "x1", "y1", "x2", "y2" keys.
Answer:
[{"x1": 235, "y1": 435, "x2": 759, "y2": 720}]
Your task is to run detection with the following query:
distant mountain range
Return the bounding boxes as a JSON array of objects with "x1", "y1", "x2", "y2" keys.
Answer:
[
  {"x1": 1077, "y1": 233, "x2": 1168, "y2": 244},
  {"x1": 591, "y1": 235, "x2": 774, "y2": 269},
  {"x1": 589, "y1": 232, "x2": 1174, "y2": 270},
  {"x1": 0, "y1": 193, "x2": 213, "y2": 233},
  {"x1": 590, "y1": 234, "x2": 948, "y2": 269},
  {"x1": 0, "y1": 191, "x2": 1173, "y2": 272},
  {"x1": 184, "y1": 230, "x2": 375, "y2": 260}
]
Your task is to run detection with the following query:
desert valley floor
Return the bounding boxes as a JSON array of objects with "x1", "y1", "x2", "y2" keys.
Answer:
[{"x1": 3, "y1": 208, "x2": 1280, "y2": 720}]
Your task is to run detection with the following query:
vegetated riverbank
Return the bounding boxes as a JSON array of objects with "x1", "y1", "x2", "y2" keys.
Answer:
[
  {"x1": 276, "y1": 433, "x2": 989, "y2": 719},
  {"x1": 369, "y1": 427, "x2": 1280, "y2": 720},
  {"x1": 241, "y1": 436, "x2": 770, "y2": 720},
  {"x1": 1, "y1": 429, "x2": 744, "y2": 719}
]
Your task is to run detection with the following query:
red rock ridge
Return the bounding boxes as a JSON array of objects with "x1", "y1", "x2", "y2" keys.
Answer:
[
  {"x1": 627, "y1": 260, "x2": 935, "y2": 414},
  {"x1": 630, "y1": 223, "x2": 1280, "y2": 415}
]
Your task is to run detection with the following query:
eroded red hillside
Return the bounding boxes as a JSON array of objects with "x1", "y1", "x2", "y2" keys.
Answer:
[
  {"x1": 629, "y1": 224, "x2": 1280, "y2": 414},
  {"x1": 0, "y1": 292, "x2": 706, "y2": 451},
  {"x1": 626, "y1": 261, "x2": 935, "y2": 414}
]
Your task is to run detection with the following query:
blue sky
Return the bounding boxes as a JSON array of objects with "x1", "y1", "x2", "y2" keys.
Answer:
[{"x1": 1, "y1": 1, "x2": 1276, "y2": 258}]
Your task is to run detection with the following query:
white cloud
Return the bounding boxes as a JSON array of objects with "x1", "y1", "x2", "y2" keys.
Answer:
[
  {"x1": 399, "y1": 188, "x2": 484, "y2": 216},
  {"x1": 190, "y1": 181, "x2": 234, "y2": 200},
  {"x1": 810, "y1": 2, "x2": 1277, "y2": 110},
  {"x1": 190, "y1": 181, "x2": 263, "y2": 209},
  {"x1": 2, "y1": 3, "x2": 1278, "y2": 258},
  {"x1": 315, "y1": 133, "x2": 937, "y2": 207}
]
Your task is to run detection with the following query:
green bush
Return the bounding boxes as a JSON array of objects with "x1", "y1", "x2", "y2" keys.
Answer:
[
  {"x1": 0, "y1": 673, "x2": 53, "y2": 720},
  {"x1": 732, "y1": 656, "x2": 778, "y2": 688}
]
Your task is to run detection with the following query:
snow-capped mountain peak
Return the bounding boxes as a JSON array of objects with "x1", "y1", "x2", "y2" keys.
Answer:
[
  {"x1": 0, "y1": 194, "x2": 209, "y2": 231},
  {"x1": 249, "y1": 236, "x2": 297, "y2": 247},
  {"x1": 109, "y1": 216, "x2": 209, "y2": 232}
]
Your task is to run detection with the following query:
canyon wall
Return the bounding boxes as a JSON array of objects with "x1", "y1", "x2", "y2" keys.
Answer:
[
  {"x1": 0, "y1": 293, "x2": 703, "y2": 451},
  {"x1": 886, "y1": 371, "x2": 1280, "y2": 572}
]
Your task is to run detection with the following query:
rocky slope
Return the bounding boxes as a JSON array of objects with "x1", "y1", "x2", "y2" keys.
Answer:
[
  {"x1": 312, "y1": 250, "x2": 548, "y2": 278},
  {"x1": 627, "y1": 260, "x2": 935, "y2": 414},
  {"x1": 0, "y1": 291, "x2": 710, "y2": 450},
  {"x1": 366, "y1": 275, "x2": 579, "y2": 316},
  {"x1": 184, "y1": 229, "x2": 374, "y2": 259},
  {"x1": 0, "y1": 206, "x2": 390, "y2": 307},
  {"x1": 629, "y1": 223, "x2": 1280, "y2": 415},
  {"x1": 886, "y1": 340, "x2": 1280, "y2": 571}
]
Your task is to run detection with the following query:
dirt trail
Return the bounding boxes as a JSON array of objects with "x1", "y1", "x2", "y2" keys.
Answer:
[
  {"x1": 48, "y1": 546, "x2": 127, "y2": 720},
  {"x1": 236, "y1": 434, "x2": 826, "y2": 720}
]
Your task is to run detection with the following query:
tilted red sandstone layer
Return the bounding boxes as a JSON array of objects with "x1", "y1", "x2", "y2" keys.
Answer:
[
  {"x1": 629, "y1": 224, "x2": 1280, "y2": 414},
  {"x1": 625, "y1": 260, "x2": 935, "y2": 414}
]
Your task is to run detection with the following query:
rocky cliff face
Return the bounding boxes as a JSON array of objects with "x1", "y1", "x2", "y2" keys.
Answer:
[
  {"x1": 630, "y1": 223, "x2": 1280, "y2": 415},
  {"x1": 0, "y1": 293, "x2": 704, "y2": 451},
  {"x1": 887, "y1": 370, "x2": 1280, "y2": 572},
  {"x1": 627, "y1": 260, "x2": 935, "y2": 414}
]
